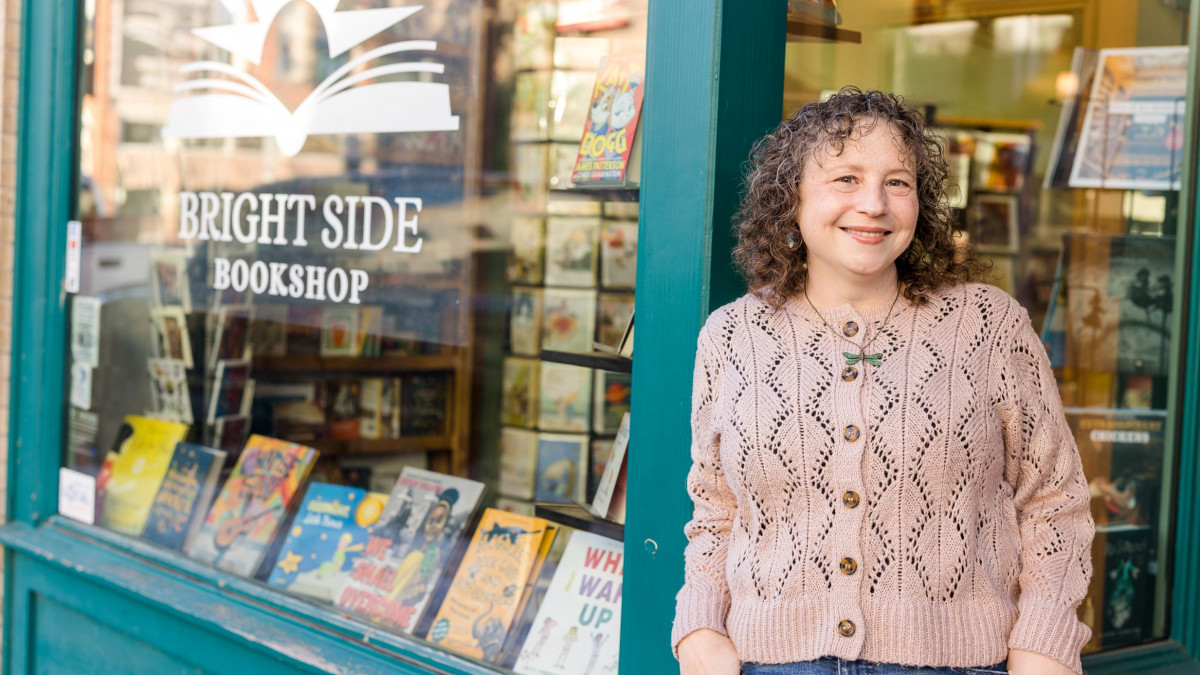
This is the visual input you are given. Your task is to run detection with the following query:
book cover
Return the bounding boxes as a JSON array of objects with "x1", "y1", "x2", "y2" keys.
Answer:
[
  {"x1": 357, "y1": 306, "x2": 384, "y2": 358},
  {"x1": 99, "y1": 416, "x2": 191, "y2": 536},
  {"x1": 510, "y1": 288, "x2": 545, "y2": 357},
  {"x1": 336, "y1": 468, "x2": 486, "y2": 634},
  {"x1": 428, "y1": 509, "x2": 555, "y2": 662},
  {"x1": 267, "y1": 483, "x2": 388, "y2": 603},
  {"x1": 535, "y1": 433, "x2": 588, "y2": 504},
  {"x1": 186, "y1": 435, "x2": 319, "y2": 576},
  {"x1": 1068, "y1": 410, "x2": 1164, "y2": 532},
  {"x1": 325, "y1": 379, "x2": 362, "y2": 440},
  {"x1": 508, "y1": 217, "x2": 547, "y2": 285},
  {"x1": 207, "y1": 359, "x2": 251, "y2": 424},
  {"x1": 570, "y1": 54, "x2": 645, "y2": 184},
  {"x1": 541, "y1": 289, "x2": 598, "y2": 355},
  {"x1": 151, "y1": 306, "x2": 194, "y2": 368},
  {"x1": 596, "y1": 293, "x2": 635, "y2": 352},
  {"x1": 503, "y1": 358, "x2": 541, "y2": 429},
  {"x1": 213, "y1": 414, "x2": 251, "y2": 456},
  {"x1": 209, "y1": 305, "x2": 253, "y2": 367},
  {"x1": 147, "y1": 358, "x2": 193, "y2": 424},
  {"x1": 500, "y1": 427, "x2": 540, "y2": 500},
  {"x1": 591, "y1": 413, "x2": 629, "y2": 519},
  {"x1": 593, "y1": 371, "x2": 631, "y2": 434},
  {"x1": 600, "y1": 220, "x2": 637, "y2": 289},
  {"x1": 151, "y1": 250, "x2": 192, "y2": 312},
  {"x1": 544, "y1": 217, "x2": 600, "y2": 288},
  {"x1": 359, "y1": 378, "x2": 386, "y2": 439},
  {"x1": 321, "y1": 306, "x2": 360, "y2": 356},
  {"x1": 514, "y1": 530, "x2": 623, "y2": 674},
  {"x1": 400, "y1": 373, "x2": 450, "y2": 437},
  {"x1": 538, "y1": 362, "x2": 593, "y2": 432},
  {"x1": 141, "y1": 442, "x2": 227, "y2": 551}
]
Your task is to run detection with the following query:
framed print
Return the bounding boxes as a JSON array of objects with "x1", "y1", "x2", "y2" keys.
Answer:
[
  {"x1": 510, "y1": 287, "x2": 544, "y2": 356},
  {"x1": 534, "y1": 432, "x2": 588, "y2": 503},
  {"x1": 544, "y1": 217, "x2": 600, "y2": 287},
  {"x1": 538, "y1": 361, "x2": 593, "y2": 432},
  {"x1": 542, "y1": 288, "x2": 597, "y2": 353},
  {"x1": 507, "y1": 217, "x2": 546, "y2": 285},
  {"x1": 969, "y1": 194, "x2": 1019, "y2": 254},
  {"x1": 151, "y1": 249, "x2": 192, "y2": 312},
  {"x1": 596, "y1": 292, "x2": 635, "y2": 349},
  {"x1": 502, "y1": 357, "x2": 540, "y2": 428},
  {"x1": 593, "y1": 370, "x2": 632, "y2": 434},
  {"x1": 210, "y1": 304, "x2": 254, "y2": 367},
  {"x1": 151, "y1": 306, "x2": 194, "y2": 368},
  {"x1": 972, "y1": 132, "x2": 1031, "y2": 194},
  {"x1": 600, "y1": 219, "x2": 638, "y2": 288}
]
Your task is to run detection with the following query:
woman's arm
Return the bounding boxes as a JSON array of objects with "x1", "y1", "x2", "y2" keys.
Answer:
[
  {"x1": 996, "y1": 305, "x2": 1095, "y2": 675},
  {"x1": 672, "y1": 319, "x2": 739, "y2": 661}
]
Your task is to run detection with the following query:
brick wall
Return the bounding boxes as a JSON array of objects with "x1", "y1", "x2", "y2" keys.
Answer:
[{"x1": 0, "y1": 0, "x2": 21, "y2": 535}]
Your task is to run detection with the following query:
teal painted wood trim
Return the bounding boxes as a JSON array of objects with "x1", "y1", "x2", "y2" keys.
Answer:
[
  {"x1": 624, "y1": 0, "x2": 784, "y2": 671},
  {"x1": 0, "y1": 520, "x2": 503, "y2": 675},
  {"x1": 1168, "y1": 0, "x2": 1200, "y2": 658},
  {"x1": 8, "y1": 0, "x2": 77, "y2": 527},
  {"x1": 1080, "y1": 641, "x2": 1200, "y2": 675}
]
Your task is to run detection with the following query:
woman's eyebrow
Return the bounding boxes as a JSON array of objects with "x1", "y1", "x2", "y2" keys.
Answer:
[{"x1": 817, "y1": 160, "x2": 915, "y2": 175}]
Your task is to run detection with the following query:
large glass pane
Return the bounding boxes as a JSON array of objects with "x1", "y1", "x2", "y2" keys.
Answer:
[
  {"x1": 783, "y1": 0, "x2": 1189, "y2": 653},
  {"x1": 66, "y1": 0, "x2": 644, "y2": 670}
]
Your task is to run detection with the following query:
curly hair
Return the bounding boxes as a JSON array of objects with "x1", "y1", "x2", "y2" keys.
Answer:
[{"x1": 732, "y1": 86, "x2": 983, "y2": 308}]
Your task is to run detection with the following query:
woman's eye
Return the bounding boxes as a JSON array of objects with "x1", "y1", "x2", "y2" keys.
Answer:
[
  {"x1": 887, "y1": 179, "x2": 911, "y2": 188},
  {"x1": 836, "y1": 176, "x2": 856, "y2": 184}
]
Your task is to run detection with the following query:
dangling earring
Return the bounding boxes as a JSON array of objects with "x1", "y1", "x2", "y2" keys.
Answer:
[{"x1": 786, "y1": 231, "x2": 799, "y2": 250}]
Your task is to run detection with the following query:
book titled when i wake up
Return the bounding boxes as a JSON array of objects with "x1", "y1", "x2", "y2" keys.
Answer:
[{"x1": 186, "y1": 435, "x2": 318, "y2": 576}]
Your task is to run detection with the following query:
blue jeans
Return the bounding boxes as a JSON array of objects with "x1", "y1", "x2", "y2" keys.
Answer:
[{"x1": 741, "y1": 658, "x2": 1008, "y2": 675}]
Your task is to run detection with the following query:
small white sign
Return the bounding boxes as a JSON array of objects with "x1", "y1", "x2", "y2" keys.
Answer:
[
  {"x1": 69, "y1": 361, "x2": 93, "y2": 410},
  {"x1": 58, "y1": 467, "x2": 96, "y2": 524},
  {"x1": 65, "y1": 220, "x2": 82, "y2": 294},
  {"x1": 71, "y1": 295, "x2": 102, "y2": 368}
]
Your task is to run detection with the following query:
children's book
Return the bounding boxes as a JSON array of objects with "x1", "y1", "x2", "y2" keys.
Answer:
[
  {"x1": 98, "y1": 415, "x2": 191, "y2": 536},
  {"x1": 267, "y1": 483, "x2": 388, "y2": 603},
  {"x1": 147, "y1": 358, "x2": 193, "y2": 424},
  {"x1": 570, "y1": 54, "x2": 645, "y2": 185},
  {"x1": 428, "y1": 509, "x2": 556, "y2": 663},
  {"x1": 336, "y1": 468, "x2": 486, "y2": 634},
  {"x1": 500, "y1": 427, "x2": 540, "y2": 500},
  {"x1": 186, "y1": 435, "x2": 318, "y2": 576},
  {"x1": 536, "y1": 433, "x2": 589, "y2": 504},
  {"x1": 321, "y1": 306, "x2": 360, "y2": 356},
  {"x1": 513, "y1": 530, "x2": 623, "y2": 675},
  {"x1": 141, "y1": 442, "x2": 227, "y2": 551},
  {"x1": 591, "y1": 413, "x2": 629, "y2": 519}
]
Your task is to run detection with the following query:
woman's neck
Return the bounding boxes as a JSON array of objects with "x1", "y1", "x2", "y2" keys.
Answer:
[{"x1": 804, "y1": 266, "x2": 899, "y2": 310}]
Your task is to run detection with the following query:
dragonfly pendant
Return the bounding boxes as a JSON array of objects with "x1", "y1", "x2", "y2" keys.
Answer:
[{"x1": 844, "y1": 352, "x2": 883, "y2": 367}]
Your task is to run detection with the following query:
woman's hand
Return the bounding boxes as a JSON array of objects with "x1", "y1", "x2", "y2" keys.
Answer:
[
  {"x1": 1006, "y1": 649, "x2": 1075, "y2": 675},
  {"x1": 679, "y1": 629, "x2": 740, "y2": 675}
]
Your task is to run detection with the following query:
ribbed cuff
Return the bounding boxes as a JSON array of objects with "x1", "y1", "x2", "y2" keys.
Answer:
[
  {"x1": 671, "y1": 583, "x2": 730, "y2": 659},
  {"x1": 1007, "y1": 595, "x2": 1091, "y2": 675}
]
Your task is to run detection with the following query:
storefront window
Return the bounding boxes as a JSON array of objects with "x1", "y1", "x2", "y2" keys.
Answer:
[
  {"x1": 784, "y1": 0, "x2": 1189, "y2": 653},
  {"x1": 66, "y1": 0, "x2": 642, "y2": 670}
]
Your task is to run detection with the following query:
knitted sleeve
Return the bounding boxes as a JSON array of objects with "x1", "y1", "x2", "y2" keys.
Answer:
[
  {"x1": 997, "y1": 304, "x2": 1095, "y2": 674},
  {"x1": 671, "y1": 318, "x2": 735, "y2": 656}
]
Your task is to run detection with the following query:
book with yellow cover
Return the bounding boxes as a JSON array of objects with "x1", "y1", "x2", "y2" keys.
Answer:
[
  {"x1": 427, "y1": 508, "x2": 556, "y2": 663},
  {"x1": 98, "y1": 415, "x2": 190, "y2": 535}
]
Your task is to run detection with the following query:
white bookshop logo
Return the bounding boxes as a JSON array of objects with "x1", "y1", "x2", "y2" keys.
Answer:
[{"x1": 162, "y1": 0, "x2": 461, "y2": 156}]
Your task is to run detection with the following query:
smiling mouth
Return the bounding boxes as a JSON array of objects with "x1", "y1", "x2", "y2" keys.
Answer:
[{"x1": 840, "y1": 227, "x2": 890, "y2": 238}]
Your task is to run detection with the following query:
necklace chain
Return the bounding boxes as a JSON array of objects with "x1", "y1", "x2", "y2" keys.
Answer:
[{"x1": 803, "y1": 284, "x2": 901, "y2": 368}]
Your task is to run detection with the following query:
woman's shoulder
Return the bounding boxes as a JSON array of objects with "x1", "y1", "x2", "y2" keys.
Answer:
[{"x1": 927, "y1": 281, "x2": 1029, "y2": 340}]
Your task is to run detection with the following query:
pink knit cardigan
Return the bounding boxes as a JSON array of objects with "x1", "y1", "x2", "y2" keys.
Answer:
[{"x1": 672, "y1": 283, "x2": 1094, "y2": 673}]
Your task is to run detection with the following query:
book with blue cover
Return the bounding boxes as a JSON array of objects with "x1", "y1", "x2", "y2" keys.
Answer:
[
  {"x1": 141, "y1": 442, "x2": 227, "y2": 551},
  {"x1": 267, "y1": 483, "x2": 388, "y2": 603}
]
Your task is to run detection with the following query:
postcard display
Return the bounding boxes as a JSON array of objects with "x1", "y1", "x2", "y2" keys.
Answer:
[
  {"x1": 63, "y1": 0, "x2": 636, "y2": 672},
  {"x1": 501, "y1": 0, "x2": 637, "y2": 524}
]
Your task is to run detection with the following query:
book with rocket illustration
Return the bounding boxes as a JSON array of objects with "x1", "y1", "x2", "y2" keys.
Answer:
[
  {"x1": 514, "y1": 530, "x2": 623, "y2": 675},
  {"x1": 186, "y1": 435, "x2": 318, "y2": 576},
  {"x1": 427, "y1": 509, "x2": 557, "y2": 663}
]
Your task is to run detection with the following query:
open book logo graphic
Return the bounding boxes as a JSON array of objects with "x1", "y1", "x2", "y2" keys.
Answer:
[{"x1": 162, "y1": 0, "x2": 460, "y2": 156}]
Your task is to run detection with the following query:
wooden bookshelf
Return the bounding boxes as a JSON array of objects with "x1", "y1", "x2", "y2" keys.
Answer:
[
  {"x1": 535, "y1": 503, "x2": 624, "y2": 541},
  {"x1": 786, "y1": 14, "x2": 861, "y2": 44}
]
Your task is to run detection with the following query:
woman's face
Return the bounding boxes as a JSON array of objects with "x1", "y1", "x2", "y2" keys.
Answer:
[{"x1": 796, "y1": 122, "x2": 919, "y2": 288}]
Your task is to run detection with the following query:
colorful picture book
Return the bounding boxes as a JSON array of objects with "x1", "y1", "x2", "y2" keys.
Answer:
[
  {"x1": 503, "y1": 357, "x2": 541, "y2": 428},
  {"x1": 542, "y1": 289, "x2": 598, "y2": 354},
  {"x1": 428, "y1": 509, "x2": 556, "y2": 663},
  {"x1": 600, "y1": 220, "x2": 638, "y2": 289},
  {"x1": 321, "y1": 306, "x2": 360, "y2": 356},
  {"x1": 147, "y1": 358, "x2": 193, "y2": 424},
  {"x1": 536, "y1": 433, "x2": 588, "y2": 504},
  {"x1": 597, "y1": 293, "x2": 635, "y2": 350},
  {"x1": 508, "y1": 217, "x2": 547, "y2": 284},
  {"x1": 538, "y1": 362, "x2": 593, "y2": 432},
  {"x1": 98, "y1": 415, "x2": 191, "y2": 536},
  {"x1": 545, "y1": 218, "x2": 600, "y2": 288},
  {"x1": 510, "y1": 288, "x2": 545, "y2": 357},
  {"x1": 267, "y1": 483, "x2": 388, "y2": 603},
  {"x1": 151, "y1": 306, "x2": 193, "y2": 368},
  {"x1": 336, "y1": 468, "x2": 486, "y2": 634},
  {"x1": 186, "y1": 435, "x2": 319, "y2": 576},
  {"x1": 571, "y1": 54, "x2": 645, "y2": 184},
  {"x1": 150, "y1": 250, "x2": 191, "y2": 312},
  {"x1": 141, "y1": 442, "x2": 227, "y2": 551},
  {"x1": 591, "y1": 413, "x2": 629, "y2": 519},
  {"x1": 513, "y1": 530, "x2": 623, "y2": 675},
  {"x1": 593, "y1": 371, "x2": 631, "y2": 434}
]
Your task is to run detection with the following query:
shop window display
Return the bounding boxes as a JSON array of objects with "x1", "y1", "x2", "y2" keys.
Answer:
[
  {"x1": 65, "y1": 0, "x2": 641, "y2": 671},
  {"x1": 784, "y1": 0, "x2": 1189, "y2": 655}
]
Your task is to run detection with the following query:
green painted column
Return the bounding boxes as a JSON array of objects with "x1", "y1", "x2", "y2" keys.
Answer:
[{"x1": 623, "y1": 1, "x2": 784, "y2": 671}]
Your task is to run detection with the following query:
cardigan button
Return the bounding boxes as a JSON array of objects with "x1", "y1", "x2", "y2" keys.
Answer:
[
  {"x1": 842, "y1": 491, "x2": 860, "y2": 508},
  {"x1": 841, "y1": 366, "x2": 858, "y2": 382},
  {"x1": 844, "y1": 425, "x2": 861, "y2": 442},
  {"x1": 840, "y1": 557, "x2": 858, "y2": 575},
  {"x1": 843, "y1": 321, "x2": 859, "y2": 337},
  {"x1": 838, "y1": 619, "x2": 856, "y2": 637}
]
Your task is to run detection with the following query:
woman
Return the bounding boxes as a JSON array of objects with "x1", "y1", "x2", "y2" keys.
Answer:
[{"x1": 673, "y1": 88, "x2": 1093, "y2": 675}]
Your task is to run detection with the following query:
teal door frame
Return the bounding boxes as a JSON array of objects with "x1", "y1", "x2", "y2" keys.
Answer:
[{"x1": 6, "y1": 0, "x2": 1200, "y2": 673}]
